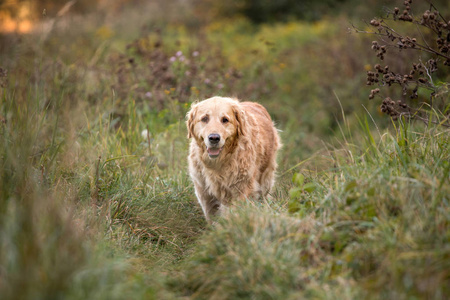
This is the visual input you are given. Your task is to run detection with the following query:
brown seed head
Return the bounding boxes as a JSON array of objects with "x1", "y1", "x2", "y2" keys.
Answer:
[{"x1": 370, "y1": 19, "x2": 380, "y2": 26}]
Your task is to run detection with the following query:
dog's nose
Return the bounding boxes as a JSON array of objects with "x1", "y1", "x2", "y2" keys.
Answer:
[{"x1": 208, "y1": 133, "x2": 220, "y2": 144}]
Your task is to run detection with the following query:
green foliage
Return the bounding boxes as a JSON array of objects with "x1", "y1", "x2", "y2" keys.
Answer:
[
  {"x1": 198, "y1": 0, "x2": 349, "y2": 23},
  {"x1": 288, "y1": 173, "x2": 317, "y2": 215},
  {"x1": 177, "y1": 123, "x2": 449, "y2": 299}
]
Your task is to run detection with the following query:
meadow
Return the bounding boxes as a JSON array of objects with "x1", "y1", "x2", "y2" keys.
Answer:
[{"x1": 0, "y1": 0, "x2": 449, "y2": 299}]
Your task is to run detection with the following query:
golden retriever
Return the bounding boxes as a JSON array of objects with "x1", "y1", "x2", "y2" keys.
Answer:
[{"x1": 186, "y1": 96, "x2": 281, "y2": 223}]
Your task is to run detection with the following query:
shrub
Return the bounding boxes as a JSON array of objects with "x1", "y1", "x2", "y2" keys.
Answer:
[
  {"x1": 195, "y1": 0, "x2": 350, "y2": 23},
  {"x1": 356, "y1": 0, "x2": 450, "y2": 127}
]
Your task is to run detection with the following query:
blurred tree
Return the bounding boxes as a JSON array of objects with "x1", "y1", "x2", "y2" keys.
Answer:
[
  {"x1": 194, "y1": 0, "x2": 450, "y2": 24},
  {"x1": 196, "y1": 0, "x2": 349, "y2": 23},
  {"x1": 239, "y1": 0, "x2": 348, "y2": 23}
]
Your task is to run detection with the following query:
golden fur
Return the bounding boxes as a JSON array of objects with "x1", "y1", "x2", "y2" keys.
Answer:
[{"x1": 186, "y1": 96, "x2": 281, "y2": 223}]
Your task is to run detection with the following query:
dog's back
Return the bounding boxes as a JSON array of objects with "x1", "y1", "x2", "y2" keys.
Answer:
[{"x1": 241, "y1": 102, "x2": 281, "y2": 196}]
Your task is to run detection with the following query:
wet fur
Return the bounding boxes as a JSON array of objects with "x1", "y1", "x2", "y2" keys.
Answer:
[{"x1": 186, "y1": 96, "x2": 281, "y2": 223}]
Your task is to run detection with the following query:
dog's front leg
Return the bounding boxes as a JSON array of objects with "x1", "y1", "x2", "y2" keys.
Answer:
[{"x1": 193, "y1": 182, "x2": 220, "y2": 223}]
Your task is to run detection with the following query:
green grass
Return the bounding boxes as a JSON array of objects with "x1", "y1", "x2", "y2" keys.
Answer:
[
  {"x1": 171, "y1": 121, "x2": 449, "y2": 299},
  {"x1": 0, "y1": 1, "x2": 449, "y2": 299}
]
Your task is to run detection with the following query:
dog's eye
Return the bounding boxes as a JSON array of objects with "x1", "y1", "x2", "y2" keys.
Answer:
[
  {"x1": 201, "y1": 116, "x2": 209, "y2": 123},
  {"x1": 222, "y1": 117, "x2": 229, "y2": 124}
]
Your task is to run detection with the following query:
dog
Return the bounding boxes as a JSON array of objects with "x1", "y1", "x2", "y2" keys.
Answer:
[{"x1": 186, "y1": 96, "x2": 281, "y2": 223}]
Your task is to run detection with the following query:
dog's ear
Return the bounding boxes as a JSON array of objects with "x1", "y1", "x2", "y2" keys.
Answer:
[
  {"x1": 233, "y1": 104, "x2": 247, "y2": 137},
  {"x1": 186, "y1": 103, "x2": 198, "y2": 138}
]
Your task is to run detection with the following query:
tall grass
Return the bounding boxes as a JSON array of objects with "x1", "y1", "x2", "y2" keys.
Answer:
[
  {"x1": 172, "y1": 121, "x2": 449, "y2": 299},
  {"x1": 0, "y1": 70, "x2": 199, "y2": 299}
]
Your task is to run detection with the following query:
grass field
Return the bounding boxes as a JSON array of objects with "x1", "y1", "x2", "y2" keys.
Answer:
[{"x1": 0, "y1": 1, "x2": 449, "y2": 299}]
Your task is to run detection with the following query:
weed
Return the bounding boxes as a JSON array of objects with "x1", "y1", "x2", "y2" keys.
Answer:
[{"x1": 355, "y1": 0, "x2": 450, "y2": 126}]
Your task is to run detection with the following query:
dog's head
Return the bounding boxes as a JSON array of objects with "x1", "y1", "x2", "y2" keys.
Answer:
[{"x1": 186, "y1": 97, "x2": 246, "y2": 159}]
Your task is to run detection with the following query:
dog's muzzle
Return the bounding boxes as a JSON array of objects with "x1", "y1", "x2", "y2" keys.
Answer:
[{"x1": 207, "y1": 133, "x2": 222, "y2": 158}]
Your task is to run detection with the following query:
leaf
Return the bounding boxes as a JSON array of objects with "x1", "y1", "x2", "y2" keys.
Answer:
[
  {"x1": 292, "y1": 173, "x2": 305, "y2": 187},
  {"x1": 288, "y1": 198, "x2": 301, "y2": 213},
  {"x1": 289, "y1": 187, "x2": 302, "y2": 199},
  {"x1": 302, "y1": 182, "x2": 316, "y2": 193}
]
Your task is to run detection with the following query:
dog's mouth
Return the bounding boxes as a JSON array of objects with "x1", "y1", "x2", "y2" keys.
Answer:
[{"x1": 207, "y1": 147, "x2": 223, "y2": 158}]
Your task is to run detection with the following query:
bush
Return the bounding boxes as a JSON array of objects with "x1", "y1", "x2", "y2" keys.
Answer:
[
  {"x1": 356, "y1": 0, "x2": 450, "y2": 127},
  {"x1": 195, "y1": 0, "x2": 350, "y2": 23}
]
